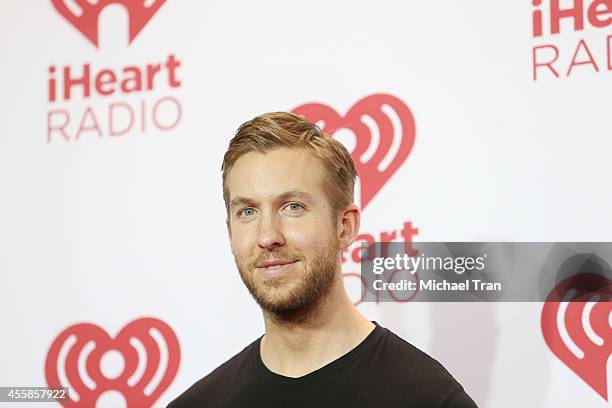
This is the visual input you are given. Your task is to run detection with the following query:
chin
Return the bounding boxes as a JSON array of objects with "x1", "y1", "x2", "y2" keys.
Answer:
[{"x1": 255, "y1": 284, "x2": 311, "y2": 312}]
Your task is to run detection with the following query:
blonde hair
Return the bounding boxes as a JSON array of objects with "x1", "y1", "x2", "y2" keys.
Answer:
[{"x1": 222, "y1": 112, "x2": 357, "y2": 215}]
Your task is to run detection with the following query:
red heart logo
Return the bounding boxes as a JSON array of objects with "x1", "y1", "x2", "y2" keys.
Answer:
[
  {"x1": 292, "y1": 93, "x2": 416, "y2": 210},
  {"x1": 541, "y1": 273, "x2": 612, "y2": 401},
  {"x1": 50, "y1": 0, "x2": 167, "y2": 47},
  {"x1": 45, "y1": 317, "x2": 180, "y2": 407}
]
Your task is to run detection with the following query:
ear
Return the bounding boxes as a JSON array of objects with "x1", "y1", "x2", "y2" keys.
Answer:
[{"x1": 337, "y1": 203, "x2": 360, "y2": 250}]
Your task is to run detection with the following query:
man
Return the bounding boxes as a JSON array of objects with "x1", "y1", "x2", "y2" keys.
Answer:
[{"x1": 168, "y1": 112, "x2": 477, "y2": 407}]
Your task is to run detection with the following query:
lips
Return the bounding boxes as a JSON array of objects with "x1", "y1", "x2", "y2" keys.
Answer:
[
  {"x1": 255, "y1": 259, "x2": 298, "y2": 279},
  {"x1": 257, "y1": 259, "x2": 296, "y2": 268}
]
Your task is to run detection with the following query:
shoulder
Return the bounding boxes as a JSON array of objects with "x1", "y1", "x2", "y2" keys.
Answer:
[
  {"x1": 377, "y1": 327, "x2": 477, "y2": 407},
  {"x1": 380, "y1": 328, "x2": 454, "y2": 381},
  {"x1": 166, "y1": 340, "x2": 257, "y2": 408}
]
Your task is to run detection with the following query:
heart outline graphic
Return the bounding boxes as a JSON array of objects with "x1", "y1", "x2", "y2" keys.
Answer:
[
  {"x1": 50, "y1": 0, "x2": 167, "y2": 47},
  {"x1": 45, "y1": 317, "x2": 180, "y2": 407},
  {"x1": 292, "y1": 93, "x2": 416, "y2": 210},
  {"x1": 541, "y1": 273, "x2": 612, "y2": 401}
]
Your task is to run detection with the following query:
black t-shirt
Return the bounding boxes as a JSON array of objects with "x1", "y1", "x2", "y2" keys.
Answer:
[{"x1": 168, "y1": 322, "x2": 477, "y2": 407}]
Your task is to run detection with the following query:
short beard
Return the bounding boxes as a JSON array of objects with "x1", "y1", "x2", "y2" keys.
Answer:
[{"x1": 236, "y1": 238, "x2": 339, "y2": 325}]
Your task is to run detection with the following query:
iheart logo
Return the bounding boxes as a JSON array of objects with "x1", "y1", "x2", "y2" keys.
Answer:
[
  {"x1": 45, "y1": 317, "x2": 180, "y2": 407},
  {"x1": 292, "y1": 94, "x2": 416, "y2": 210},
  {"x1": 541, "y1": 273, "x2": 612, "y2": 401},
  {"x1": 51, "y1": 0, "x2": 167, "y2": 47}
]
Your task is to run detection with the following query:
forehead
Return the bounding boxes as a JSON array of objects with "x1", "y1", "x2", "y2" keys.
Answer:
[{"x1": 226, "y1": 147, "x2": 327, "y2": 200}]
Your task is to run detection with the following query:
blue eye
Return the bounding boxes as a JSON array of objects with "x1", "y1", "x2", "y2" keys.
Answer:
[
  {"x1": 284, "y1": 203, "x2": 304, "y2": 212},
  {"x1": 239, "y1": 208, "x2": 256, "y2": 217}
]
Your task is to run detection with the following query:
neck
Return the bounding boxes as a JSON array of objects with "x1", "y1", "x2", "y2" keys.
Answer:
[{"x1": 259, "y1": 272, "x2": 375, "y2": 378}]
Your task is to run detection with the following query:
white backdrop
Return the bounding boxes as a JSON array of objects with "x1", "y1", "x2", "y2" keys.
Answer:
[{"x1": 1, "y1": 1, "x2": 611, "y2": 407}]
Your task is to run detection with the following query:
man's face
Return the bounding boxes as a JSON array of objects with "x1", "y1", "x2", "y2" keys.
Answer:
[{"x1": 226, "y1": 147, "x2": 340, "y2": 315}]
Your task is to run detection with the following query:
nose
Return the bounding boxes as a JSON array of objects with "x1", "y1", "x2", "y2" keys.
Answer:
[{"x1": 257, "y1": 212, "x2": 286, "y2": 250}]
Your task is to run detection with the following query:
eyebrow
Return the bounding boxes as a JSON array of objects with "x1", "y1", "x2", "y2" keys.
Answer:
[{"x1": 229, "y1": 190, "x2": 315, "y2": 209}]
